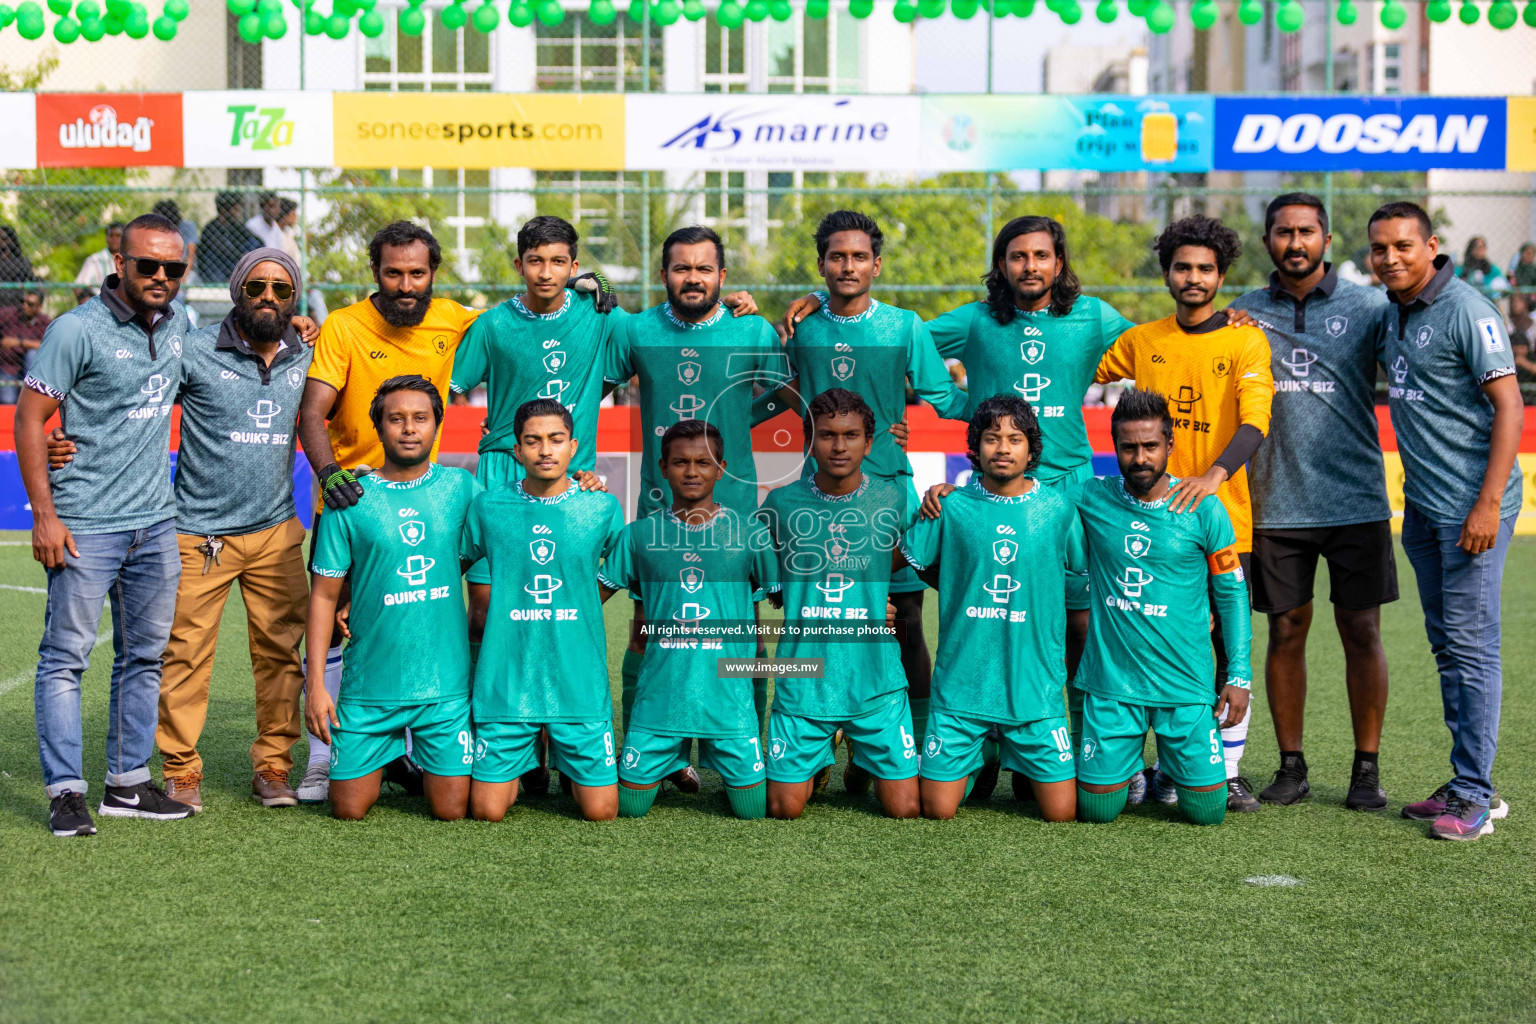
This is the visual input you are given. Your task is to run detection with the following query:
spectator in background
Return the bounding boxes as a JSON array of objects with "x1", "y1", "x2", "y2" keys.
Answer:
[
  {"x1": 1507, "y1": 242, "x2": 1535, "y2": 343},
  {"x1": 153, "y1": 200, "x2": 200, "y2": 283},
  {"x1": 200, "y1": 192, "x2": 260, "y2": 284},
  {"x1": 276, "y1": 198, "x2": 301, "y2": 262},
  {"x1": 246, "y1": 192, "x2": 286, "y2": 250},
  {"x1": 1455, "y1": 236, "x2": 1507, "y2": 302},
  {"x1": 0, "y1": 224, "x2": 37, "y2": 308},
  {"x1": 0, "y1": 287, "x2": 51, "y2": 402},
  {"x1": 74, "y1": 223, "x2": 124, "y2": 304}
]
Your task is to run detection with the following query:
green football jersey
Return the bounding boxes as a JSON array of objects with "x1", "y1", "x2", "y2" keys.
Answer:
[
  {"x1": 900, "y1": 479, "x2": 1086, "y2": 725},
  {"x1": 459, "y1": 480, "x2": 625, "y2": 724},
  {"x1": 598, "y1": 507, "x2": 780, "y2": 739},
  {"x1": 448, "y1": 289, "x2": 625, "y2": 474},
  {"x1": 748, "y1": 298, "x2": 966, "y2": 480},
  {"x1": 928, "y1": 298, "x2": 1135, "y2": 482},
  {"x1": 755, "y1": 474, "x2": 909, "y2": 720},
  {"x1": 604, "y1": 302, "x2": 789, "y2": 518},
  {"x1": 1076, "y1": 475, "x2": 1253, "y2": 707},
  {"x1": 311, "y1": 464, "x2": 480, "y2": 706}
]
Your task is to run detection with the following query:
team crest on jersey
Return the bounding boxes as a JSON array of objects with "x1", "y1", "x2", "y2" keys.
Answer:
[
  {"x1": 1325, "y1": 315, "x2": 1348, "y2": 338},
  {"x1": 529, "y1": 538, "x2": 556, "y2": 565},
  {"x1": 542, "y1": 350, "x2": 567, "y2": 374},
  {"x1": 826, "y1": 537, "x2": 849, "y2": 562},
  {"x1": 170, "y1": 336, "x2": 183, "y2": 358},
  {"x1": 1020, "y1": 339, "x2": 1045, "y2": 365},
  {"x1": 399, "y1": 520, "x2": 426, "y2": 547},
  {"x1": 1416, "y1": 325, "x2": 1434, "y2": 348},
  {"x1": 984, "y1": 574, "x2": 1021, "y2": 603},
  {"x1": 286, "y1": 366, "x2": 304, "y2": 389},
  {"x1": 475, "y1": 738, "x2": 488, "y2": 761},
  {"x1": 817, "y1": 573, "x2": 855, "y2": 603},
  {"x1": 831, "y1": 354, "x2": 856, "y2": 381},
  {"x1": 924, "y1": 735, "x2": 943, "y2": 758},
  {"x1": 1115, "y1": 566, "x2": 1154, "y2": 597},
  {"x1": 433, "y1": 334, "x2": 448, "y2": 355},
  {"x1": 621, "y1": 746, "x2": 641, "y2": 770},
  {"x1": 680, "y1": 565, "x2": 705, "y2": 594},
  {"x1": 1081, "y1": 738, "x2": 1097, "y2": 761},
  {"x1": 992, "y1": 539, "x2": 1018, "y2": 565},
  {"x1": 677, "y1": 360, "x2": 701, "y2": 385},
  {"x1": 1212, "y1": 355, "x2": 1231, "y2": 378},
  {"x1": 768, "y1": 737, "x2": 787, "y2": 761},
  {"x1": 1124, "y1": 533, "x2": 1150, "y2": 559}
]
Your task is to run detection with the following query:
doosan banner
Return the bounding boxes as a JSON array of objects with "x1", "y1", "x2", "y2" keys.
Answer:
[{"x1": 1215, "y1": 96, "x2": 1507, "y2": 171}]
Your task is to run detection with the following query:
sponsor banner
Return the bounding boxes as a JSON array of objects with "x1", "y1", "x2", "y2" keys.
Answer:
[
  {"x1": 331, "y1": 92, "x2": 624, "y2": 170},
  {"x1": 1507, "y1": 97, "x2": 1536, "y2": 172},
  {"x1": 625, "y1": 93, "x2": 920, "y2": 171},
  {"x1": 0, "y1": 94, "x2": 37, "y2": 170},
  {"x1": 919, "y1": 95, "x2": 1214, "y2": 172},
  {"x1": 183, "y1": 91, "x2": 334, "y2": 168},
  {"x1": 36, "y1": 93, "x2": 183, "y2": 168},
  {"x1": 1214, "y1": 96, "x2": 1506, "y2": 171}
]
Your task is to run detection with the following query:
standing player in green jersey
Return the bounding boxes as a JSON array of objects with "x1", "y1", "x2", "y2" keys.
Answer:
[
  {"x1": 604, "y1": 226, "x2": 789, "y2": 757},
  {"x1": 305, "y1": 376, "x2": 482, "y2": 821},
  {"x1": 750, "y1": 211, "x2": 967, "y2": 778},
  {"x1": 1073, "y1": 389, "x2": 1252, "y2": 826},
  {"x1": 897, "y1": 395, "x2": 1085, "y2": 821},
  {"x1": 597, "y1": 420, "x2": 779, "y2": 820},
  {"x1": 756, "y1": 389, "x2": 921, "y2": 820},
  {"x1": 459, "y1": 398, "x2": 626, "y2": 823}
]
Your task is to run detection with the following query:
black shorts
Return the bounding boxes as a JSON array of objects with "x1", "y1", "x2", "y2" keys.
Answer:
[{"x1": 1250, "y1": 521, "x2": 1399, "y2": 615}]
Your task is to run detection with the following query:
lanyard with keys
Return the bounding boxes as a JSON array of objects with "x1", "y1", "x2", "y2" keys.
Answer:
[{"x1": 195, "y1": 536, "x2": 225, "y2": 575}]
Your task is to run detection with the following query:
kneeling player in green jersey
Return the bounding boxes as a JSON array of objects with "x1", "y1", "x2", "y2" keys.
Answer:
[
  {"x1": 1074, "y1": 389, "x2": 1252, "y2": 826},
  {"x1": 597, "y1": 420, "x2": 778, "y2": 820},
  {"x1": 897, "y1": 395, "x2": 1085, "y2": 821},
  {"x1": 305, "y1": 376, "x2": 482, "y2": 821},
  {"x1": 756, "y1": 389, "x2": 921, "y2": 820},
  {"x1": 459, "y1": 398, "x2": 625, "y2": 822}
]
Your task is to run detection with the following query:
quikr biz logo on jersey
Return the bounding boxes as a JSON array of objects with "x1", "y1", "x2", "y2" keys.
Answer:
[
  {"x1": 128, "y1": 374, "x2": 175, "y2": 420},
  {"x1": 388, "y1": 554, "x2": 453, "y2": 606},
  {"x1": 1170, "y1": 385, "x2": 1212, "y2": 433},
  {"x1": 1277, "y1": 348, "x2": 1334, "y2": 393},
  {"x1": 1388, "y1": 355, "x2": 1425, "y2": 402}
]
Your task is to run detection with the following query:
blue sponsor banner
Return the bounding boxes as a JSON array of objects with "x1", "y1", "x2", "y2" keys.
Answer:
[
  {"x1": 0, "y1": 452, "x2": 314, "y2": 532},
  {"x1": 1214, "y1": 96, "x2": 1507, "y2": 171}
]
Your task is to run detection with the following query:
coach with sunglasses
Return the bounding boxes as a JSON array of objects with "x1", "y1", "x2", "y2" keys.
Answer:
[{"x1": 16, "y1": 212, "x2": 197, "y2": 836}]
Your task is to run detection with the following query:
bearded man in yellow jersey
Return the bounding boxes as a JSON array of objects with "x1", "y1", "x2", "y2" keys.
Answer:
[
  {"x1": 1094, "y1": 214, "x2": 1273, "y2": 813},
  {"x1": 294, "y1": 221, "x2": 482, "y2": 802}
]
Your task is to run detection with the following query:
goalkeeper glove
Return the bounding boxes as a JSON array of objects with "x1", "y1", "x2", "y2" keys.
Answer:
[
  {"x1": 319, "y1": 462, "x2": 365, "y2": 510},
  {"x1": 572, "y1": 270, "x2": 618, "y2": 314}
]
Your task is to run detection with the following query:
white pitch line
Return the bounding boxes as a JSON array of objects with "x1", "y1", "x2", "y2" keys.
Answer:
[
  {"x1": 0, "y1": 630, "x2": 112, "y2": 697},
  {"x1": 0, "y1": 583, "x2": 46, "y2": 594},
  {"x1": 0, "y1": 541, "x2": 30, "y2": 546}
]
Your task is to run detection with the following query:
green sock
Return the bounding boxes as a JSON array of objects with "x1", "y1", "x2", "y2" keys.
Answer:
[
  {"x1": 469, "y1": 642, "x2": 481, "y2": 672},
  {"x1": 910, "y1": 697, "x2": 930, "y2": 749},
  {"x1": 1076, "y1": 785, "x2": 1128, "y2": 823},
  {"x1": 1176, "y1": 786, "x2": 1227, "y2": 826},
  {"x1": 621, "y1": 649, "x2": 643, "y2": 734},
  {"x1": 753, "y1": 677, "x2": 768, "y2": 735},
  {"x1": 616, "y1": 784, "x2": 658, "y2": 818},
  {"x1": 726, "y1": 782, "x2": 767, "y2": 820},
  {"x1": 962, "y1": 773, "x2": 977, "y2": 803},
  {"x1": 1066, "y1": 684, "x2": 1085, "y2": 754}
]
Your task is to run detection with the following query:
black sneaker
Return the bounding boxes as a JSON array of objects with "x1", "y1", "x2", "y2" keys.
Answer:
[
  {"x1": 519, "y1": 764, "x2": 551, "y2": 798},
  {"x1": 98, "y1": 781, "x2": 194, "y2": 820},
  {"x1": 1012, "y1": 771, "x2": 1036, "y2": 803},
  {"x1": 49, "y1": 791, "x2": 97, "y2": 837},
  {"x1": 969, "y1": 761, "x2": 1001, "y2": 803},
  {"x1": 1345, "y1": 758, "x2": 1388, "y2": 812},
  {"x1": 1226, "y1": 776, "x2": 1262, "y2": 813},
  {"x1": 1259, "y1": 754, "x2": 1311, "y2": 805},
  {"x1": 383, "y1": 754, "x2": 426, "y2": 796}
]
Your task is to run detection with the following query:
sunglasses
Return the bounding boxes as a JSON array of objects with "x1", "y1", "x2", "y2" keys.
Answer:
[
  {"x1": 124, "y1": 255, "x2": 188, "y2": 280},
  {"x1": 243, "y1": 279, "x2": 295, "y2": 301}
]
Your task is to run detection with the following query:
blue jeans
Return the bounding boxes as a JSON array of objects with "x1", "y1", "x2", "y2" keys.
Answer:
[
  {"x1": 35, "y1": 518, "x2": 180, "y2": 797},
  {"x1": 1400, "y1": 503, "x2": 1514, "y2": 807}
]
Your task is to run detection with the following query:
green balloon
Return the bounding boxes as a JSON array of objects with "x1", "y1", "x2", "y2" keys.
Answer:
[
  {"x1": 893, "y1": 0, "x2": 916, "y2": 19},
  {"x1": 626, "y1": 0, "x2": 642, "y2": 20},
  {"x1": 714, "y1": 0, "x2": 743, "y2": 23},
  {"x1": 324, "y1": 10, "x2": 347, "y2": 34},
  {"x1": 1457, "y1": 0, "x2": 1478, "y2": 21},
  {"x1": 1424, "y1": 0, "x2": 1450, "y2": 19},
  {"x1": 848, "y1": 0, "x2": 873, "y2": 14},
  {"x1": 395, "y1": 5, "x2": 421, "y2": 30},
  {"x1": 1379, "y1": 0, "x2": 1406, "y2": 25},
  {"x1": 53, "y1": 14, "x2": 79, "y2": 38},
  {"x1": 1014, "y1": 0, "x2": 1034, "y2": 15},
  {"x1": 536, "y1": 0, "x2": 563, "y2": 23},
  {"x1": 82, "y1": 13, "x2": 111, "y2": 35},
  {"x1": 916, "y1": 0, "x2": 944, "y2": 15},
  {"x1": 652, "y1": 0, "x2": 680, "y2": 22},
  {"x1": 1145, "y1": 0, "x2": 1172, "y2": 30},
  {"x1": 1059, "y1": 0, "x2": 1080, "y2": 19},
  {"x1": 803, "y1": 0, "x2": 828, "y2": 16},
  {"x1": 16, "y1": 7, "x2": 43, "y2": 34},
  {"x1": 265, "y1": 8, "x2": 288, "y2": 33},
  {"x1": 227, "y1": 0, "x2": 255, "y2": 13},
  {"x1": 1335, "y1": 0, "x2": 1357, "y2": 22},
  {"x1": 1094, "y1": 0, "x2": 1117, "y2": 20},
  {"x1": 76, "y1": 0, "x2": 101, "y2": 17},
  {"x1": 1124, "y1": 0, "x2": 1148, "y2": 14},
  {"x1": 767, "y1": 0, "x2": 789, "y2": 18},
  {"x1": 125, "y1": 10, "x2": 148, "y2": 33},
  {"x1": 439, "y1": 1, "x2": 464, "y2": 25},
  {"x1": 45, "y1": 0, "x2": 67, "y2": 13},
  {"x1": 236, "y1": 9, "x2": 260, "y2": 37},
  {"x1": 1275, "y1": 0, "x2": 1302, "y2": 29},
  {"x1": 304, "y1": 7, "x2": 322, "y2": 29},
  {"x1": 1190, "y1": 0, "x2": 1216, "y2": 26},
  {"x1": 0, "y1": 4, "x2": 18, "y2": 26},
  {"x1": 470, "y1": 0, "x2": 496, "y2": 29},
  {"x1": 155, "y1": 12, "x2": 179, "y2": 35},
  {"x1": 1524, "y1": 0, "x2": 1536, "y2": 26},
  {"x1": 952, "y1": 0, "x2": 978, "y2": 15},
  {"x1": 744, "y1": 0, "x2": 767, "y2": 19},
  {"x1": 106, "y1": 0, "x2": 128, "y2": 14},
  {"x1": 588, "y1": 0, "x2": 615, "y2": 21},
  {"x1": 102, "y1": 11, "x2": 122, "y2": 30},
  {"x1": 1488, "y1": 0, "x2": 1516, "y2": 25},
  {"x1": 358, "y1": 7, "x2": 383, "y2": 32}
]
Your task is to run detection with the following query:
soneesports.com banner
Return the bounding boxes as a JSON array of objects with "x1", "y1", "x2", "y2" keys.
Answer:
[{"x1": 0, "y1": 92, "x2": 1531, "y2": 172}]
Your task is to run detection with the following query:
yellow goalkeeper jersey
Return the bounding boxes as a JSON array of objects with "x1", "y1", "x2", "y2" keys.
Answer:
[{"x1": 1095, "y1": 313, "x2": 1273, "y2": 551}]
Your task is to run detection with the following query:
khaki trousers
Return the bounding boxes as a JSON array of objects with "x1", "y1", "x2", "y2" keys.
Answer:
[{"x1": 157, "y1": 517, "x2": 307, "y2": 778}]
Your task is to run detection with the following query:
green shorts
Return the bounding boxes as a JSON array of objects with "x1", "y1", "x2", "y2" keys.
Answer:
[
  {"x1": 1075, "y1": 692, "x2": 1225, "y2": 789},
  {"x1": 465, "y1": 450, "x2": 522, "y2": 586},
  {"x1": 1042, "y1": 463, "x2": 1094, "y2": 612},
  {"x1": 330, "y1": 697, "x2": 474, "y2": 781},
  {"x1": 766, "y1": 693, "x2": 918, "y2": 783},
  {"x1": 473, "y1": 719, "x2": 618, "y2": 786},
  {"x1": 619, "y1": 731, "x2": 766, "y2": 788},
  {"x1": 920, "y1": 709, "x2": 1075, "y2": 783}
]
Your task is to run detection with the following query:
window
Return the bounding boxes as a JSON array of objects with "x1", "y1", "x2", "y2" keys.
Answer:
[
  {"x1": 1381, "y1": 42, "x2": 1401, "y2": 94},
  {"x1": 700, "y1": 13, "x2": 861, "y2": 93},
  {"x1": 531, "y1": 170, "x2": 647, "y2": 273},
  {"x1": 361, "y1": 11, "x2": 495, "y2": 274},
  {"x1": 535, "y1": 11, "x2": 665, "y2": 92}
]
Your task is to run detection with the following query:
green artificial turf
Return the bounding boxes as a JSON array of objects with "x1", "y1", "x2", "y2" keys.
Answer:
[{"x1": 1, "y1": 531, "x2": 1532, "y2": 1023}]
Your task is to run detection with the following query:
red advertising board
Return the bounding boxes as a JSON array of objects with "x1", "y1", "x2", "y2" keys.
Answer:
[{"x1": 35, "y1": 93, "x2": 184, "y2": 168}]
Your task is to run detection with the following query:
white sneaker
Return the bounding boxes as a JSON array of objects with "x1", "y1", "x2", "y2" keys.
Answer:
[
  {"x1": 1151, "y1": 768, "x2": 1179, "y2": 805},
  {"x1": 1125, "y1": 769, "x2": 1148, "y2": 806},
  {"x1": 296, "y1": 761, "x2": 329, "y2": 803}
]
